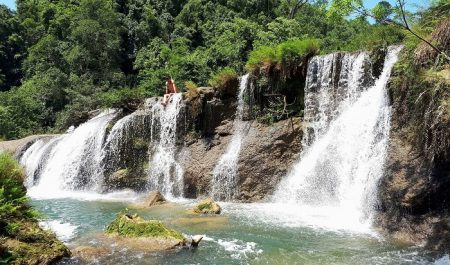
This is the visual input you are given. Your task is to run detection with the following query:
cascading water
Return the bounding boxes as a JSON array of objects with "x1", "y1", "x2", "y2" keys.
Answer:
[
  {"x1": 20, "y1": 139, "x2": 49, "y2": 187},
  {"x1": 302, "y1": 52, "x2": 372, "y2": 144},
  {"x1": 147, "y1": 93, "x2": 184, "y2": 198},
  {"x1": 25, "y1": 110, "x2": 116, "y2": 198},
  {"x1": 211, "y1": 74, "x2": 249, "y2": 201},
  {"x1": 100, "y1": 107, "x2": 153, "y2": 186},
  {"x1": 273, "y1": 46, "x2": 402, "y2": 230}
]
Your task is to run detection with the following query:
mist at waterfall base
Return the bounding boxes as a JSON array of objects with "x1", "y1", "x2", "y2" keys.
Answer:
[{"x1": 18, "y1": 47, "x2": 448, "y2": 264}]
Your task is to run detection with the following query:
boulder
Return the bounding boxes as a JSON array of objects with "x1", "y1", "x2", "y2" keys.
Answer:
[
  {"x1": 105, "y1": 213, "x2": 186, "y2": 250},
  {"x1": 193, "y1": 198, "x2": 221, "y2": 214},
  {"x1": 111, "y1": 169, "x2": 128, "y2": 182},
  {"x1": 142, "y1": 191, "x2": 166, "y2": 207}
]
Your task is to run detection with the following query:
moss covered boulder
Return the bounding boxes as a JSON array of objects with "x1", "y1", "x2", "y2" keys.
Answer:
[
  {"x1": 105, "y1": 213, "x2": 186, "y2": 250},
  {"x1": 193, "y1": 198, "x2": 221, "y2": 214}
]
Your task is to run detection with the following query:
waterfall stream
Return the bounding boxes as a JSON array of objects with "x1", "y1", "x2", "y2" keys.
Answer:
[
  {"x1": 147, "y1": 93, "x2": 184, "y2": 198},
  {"x1": 24, "y1": 110, "x2": 116, "y2": 198},
  {"x1": 211, "y1": 74, "x2": 249, "y2": 201},
  {"x1": 302, "y1": 51, "x2": 372, "y2": 144},
  {"x1": 273, "y1": 46, "x2": 402, "y2": 229}
]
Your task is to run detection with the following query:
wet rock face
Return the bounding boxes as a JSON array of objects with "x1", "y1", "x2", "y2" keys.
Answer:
[
  {"x1": 236, "y1": 118, "x2": 302, "y2": 201},
  {"x1": 182, "y1": 117, "x2": 302, "y2": 202},
  {"x1": 376, "y1": 102, "x2": 450, "y2": 250}
]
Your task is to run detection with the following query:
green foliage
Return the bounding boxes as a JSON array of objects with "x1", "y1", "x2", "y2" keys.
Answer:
[
  {"x1": 208, "y1": 67, "x2": 238, "y2": 88},
  {"x1": 246, "y1": 38, "x2": 319, "y2": 72},
  {"x1": 246, "y1": 46, "x2": 278, "y2": 72},
  {"x1": 0, "y1": 153, "x2": 34, "y2": 221},
  {"x1": 106, "y1": 213, "x2": 185, "y2": 240},
  {"x1": 100, "y1": 87, "x2": 146, "y2": 110},
  {"x1": 0, "y1": 153, "x2": 69, "y2": 263},
  {"x1": 372, "y1": 1, "x2": 393, "y2": 24},
  {"x1": 208, "y1": 67, "x2": 239, "y2": 98},
  {"x1": 0, "y1": 85, "x2": 47, "y2": 139},
  {"x1": 327, "y1": 0, "x2": 363, "y2": 19},
  {"x1": 0, "y1": 0, "x2": 429, "y2": 139},
  {"x1": 0, "y1": 5, "x2": 24, "y2": 91},
  {"x1": 388, "y1": 7, "x2": 450, "y2": 162}
]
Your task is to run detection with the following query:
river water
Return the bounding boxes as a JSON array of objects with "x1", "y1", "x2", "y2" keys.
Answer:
[{"x1": 30, "y1": 196, "x2": 447, "y2": 265}]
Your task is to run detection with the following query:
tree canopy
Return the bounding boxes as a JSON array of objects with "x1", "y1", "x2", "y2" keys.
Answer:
[{"x1": 0, "y1": 0, "x2": 439, "y2": 139}]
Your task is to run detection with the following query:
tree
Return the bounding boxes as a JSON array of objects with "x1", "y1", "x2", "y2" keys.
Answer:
[
  {"x1": 0, "y1": 5, "x2": 24, "y2": 91},
  {"x1": 328, "y1": 0, "x2": 450, "y2": 62}
]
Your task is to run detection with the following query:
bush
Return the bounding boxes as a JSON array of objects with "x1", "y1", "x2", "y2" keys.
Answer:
[
  {"x1": 246, "y1": 38, "x2": 320, "y2": 73},
  {"x1": 245, "y1": 46, "x2": 278, "y2": 73},
  {"x1": 100, "y1": 87, "x2": 146, "y2": 112},
  {"x1": 276, "y1": 38, "x2": 320, "y2": 65},
  {"x1": 208, "y1": 67, "x2": 239, "y2": 98},
  {"x1": 0, "y1": 153, "x2": 32, "y2": 221}
]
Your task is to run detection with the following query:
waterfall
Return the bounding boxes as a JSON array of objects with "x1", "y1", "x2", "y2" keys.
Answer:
[
  {"x1": 147, "y1": 93, "x2": 184, "y2": 198},
  {"x1": 302, "y1": 52, "x2": 372, "y2": 145},
  {"x1": 211, "y1": 74, "x2": 249, "y2": 201},
  {"x1": 100, "y1": 107, "x2": 153, "y2": 187},
  {"x1": 273, "y1": 46, "x2": 402, "y2": 228},
  {"x1": 20, "y1": 138, "x2": 52, "y2": 188},
  {"x1": 26, "y1": 110, "x2": 116, "y2": 198}
]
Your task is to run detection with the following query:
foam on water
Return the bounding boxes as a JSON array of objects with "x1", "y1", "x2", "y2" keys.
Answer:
[
  {"x1": 198, "y1": 234, "x2": 263, "y2": 260},
  {"x1": 29, "y1": 189, "x2": 140, "y2": 202},
  {"x1": 39, "y1": 220, "x2": 78, "y2": 242}
]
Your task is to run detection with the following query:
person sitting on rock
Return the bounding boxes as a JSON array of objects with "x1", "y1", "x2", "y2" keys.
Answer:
[{"x1": 162, "y1": 77, "x2": 178, "y2": 107}]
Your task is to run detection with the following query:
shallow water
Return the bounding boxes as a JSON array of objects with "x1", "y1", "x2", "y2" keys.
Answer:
[{"x1": 29, "y1": 197, "x2": 449, "y2": 265}]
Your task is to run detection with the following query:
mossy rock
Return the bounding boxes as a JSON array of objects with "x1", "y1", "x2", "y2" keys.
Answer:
[
  {"x1": 2, "y1": 221, "x2": 70, "y2": 265},
  {"x1": 193, "y1": 198, "x2": 221, "y2": 214},
  {"x1": 106, "y1": 213, "x2": 185, "y2": 242}
]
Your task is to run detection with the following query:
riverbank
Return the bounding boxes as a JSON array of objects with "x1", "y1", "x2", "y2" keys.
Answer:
[{"x1": 0, "y1": 153, "x2": 69, "y2": 264}]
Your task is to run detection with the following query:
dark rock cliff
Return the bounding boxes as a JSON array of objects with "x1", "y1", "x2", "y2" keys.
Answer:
[
  {"x1": 376, "y1": 43, "x2": 450, "y2": 252},
  {"x1": 182, "y1": 117, "x2": 302, "y2": 201}
]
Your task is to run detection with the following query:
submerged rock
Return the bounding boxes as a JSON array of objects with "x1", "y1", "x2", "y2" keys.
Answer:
[
  {"x1": 105, "y1": 213, "x2": 186, "y2": 250},
  {"x1": 141, "y1": 191, "x2": 166, "y2": 207},
  {"x1": 190, "y1": 235, "x2": 203, "y2": 247},
  {"x1": 72, "y1": 245, "x2": 109, "y2": 263},
  {"x1": 193, "y1": 198, "x2": 221, "y2": 214}
]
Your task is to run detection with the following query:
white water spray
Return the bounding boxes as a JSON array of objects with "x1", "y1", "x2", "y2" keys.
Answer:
[
  {"x1": 148, "y1": 93, "x2": 184, "y2": 198},
  {"x1": 303, "y1": 52, "x2": 370, "y2": 144},
  {"x1": 211, "y1": 74, "x2": 249, "y2": 201},
  {"x1": 273, "y1": 46, "x2": 402, "y2": 230},
  {"x1": 26, "y1": 110, "x2": 116, "y2": 198}
]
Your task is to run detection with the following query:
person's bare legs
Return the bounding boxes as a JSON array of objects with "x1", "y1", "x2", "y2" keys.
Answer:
[{"x1": 162, "y1": 93, "x2": 173, "y2": 107}]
